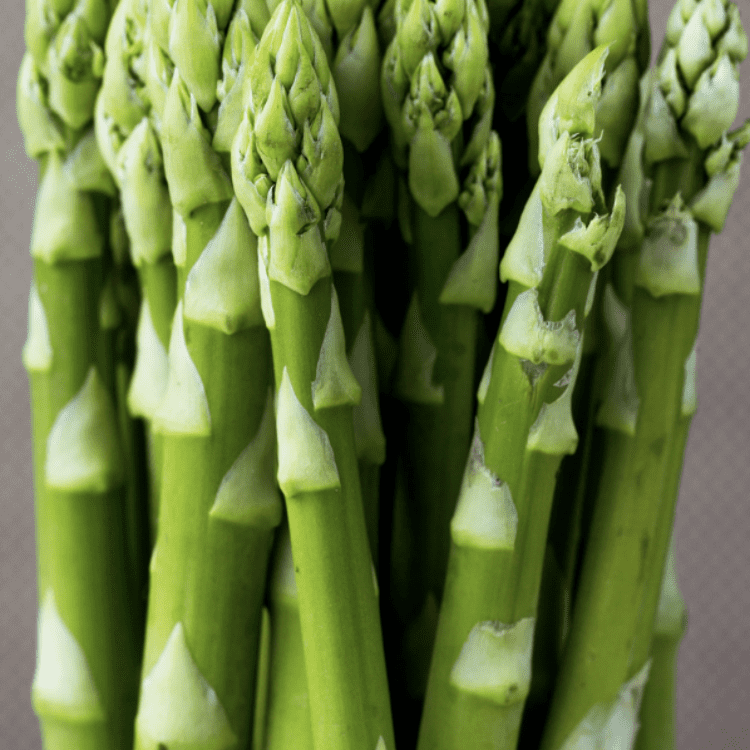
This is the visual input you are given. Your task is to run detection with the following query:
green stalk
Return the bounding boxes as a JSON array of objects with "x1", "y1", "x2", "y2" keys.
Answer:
[
  {"x1": 540, "y1": 2, "x2": 749, "y2": 746},
  {"x1": 95, "y1": 0, "x2": 177, "y2": 543},
  {"x1": 232, "y1": 3, "x2": 395, "y2": 748},
  {"x1": 634, "y1": 537, "x2": 687, "y2": 750},
  {"x1": 132, "y1": 3, "x2": 282, "y2": 749},
  {"x1": 380, "y1": 0, "x2": 503, "y2": 704},
  {"x1": 417, "y1": 49, "x2": 623, "y2": 750},
  {"x1": 18, "y1": 1, "x2": 144, "y2": 741},
  {"x1": 263, "y1": 521, "x2": 314, "y2": 750}
]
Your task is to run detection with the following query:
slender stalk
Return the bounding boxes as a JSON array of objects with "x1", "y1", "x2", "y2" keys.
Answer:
[
  {"x1": 232, "y1": 3, "x2": 395, "y2": 748},
  {"x1": 540, "y1": 2, "x2": 749, "y2": 746},
  {"x1": 95, "y1": 0, "x2": 177, "y2": 543},
  {"x1": 132, "y1": 3, "x2": 282, "y2": 749},
  {"x1": 263, "y1": 521, "x2": 314, "y2": 750},
  {"x1": 417, "y1": 49, "x2": 623, "y2": 750},
  {"x1": 634, "y1": 537, "x2": 687, "y2": 750},
  {"x1": 381, "y1": 0, "x2": 503, "y2": 711},
  {"x1": 18, "y1": 1, "x2": 144, "y2": 740}
]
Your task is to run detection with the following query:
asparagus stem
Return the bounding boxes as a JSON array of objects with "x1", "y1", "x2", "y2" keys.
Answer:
[
  {"x1": 381, "y1": 0, "x2": 503, "y2": 710},
  {"x1": 132, "y1": 3, "x2": 283, "y2": 748},
  {"x1": 633, "y1": 536, "x2": 687, "y2": 750},
  {"x1": 232, "y1": 4, "x2": 395, "y2": 748},
  {"x1": 263, "y1": 521, "x2": 314, "y2": 750},
  {"x1": 18, "y1": 1, "x2": 145, "y2": 743},
  {"x1": 540, "y1": 2, "x2": 749, "y2": 745},
  {"x1": 417, "y1": 49, "x2": 623, "y2": 750}
]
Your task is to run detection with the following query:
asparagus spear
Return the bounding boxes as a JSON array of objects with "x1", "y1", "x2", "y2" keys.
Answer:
[
  {"x1": 417, "y1": 48, "x2": 624, "y2": 750},
  {"x1": 18, "y1": 1, "x2": 144, "y2": 746},
  {"x1": 380, "y1": 0, "x2": 503, "y2": 696},
  {"x1": 131, "y1": 2, "x2": 282, "y2": 749},
  {"x1": 527, "y1": 0, "x2": 650, "y2": 177},
  {"x1": 95, "y1": 0, "x2": 177, "y2": 542},
  {"x1": 231, "y1": 3, "x2": 395, "y2": 748},
  {"x1": 540, "y1": 3, "x2": 749, "y2": 747}
]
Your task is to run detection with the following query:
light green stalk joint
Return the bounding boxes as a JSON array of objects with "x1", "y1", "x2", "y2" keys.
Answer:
[
  {"x1": 449, "y1": 618, "x2": 535, "y2": 706},
  {"x1": 210, "y1": 391, "x2": 284, "y2": 528},
  {"x1": 23, "y1": 283, "x2": 53, "y2": 373},
  {"x1": 451, "y1": 423, "x2": 518, "y2": 550},
  {"x1": 539, "y1": 133, "x2": 599, "y2": 217},
  {"x1": 691, "y1": 127, "x2": 748, "y2": 231},
  {"x1": 32, "y1": 590, "x2": 106, "y2": 724},
  {"x1": 47, "y1": 15, "x2": 105, "y2": 129},
  {"x1": 184, "y1": 198, "x2": 264, "y2": 333},
  {"x1": 128, "y1": 299, "x2": 170, "y2": 420},
  {"x1": 527, "y1": 344, "x2": 582, "y2": 455},
  {"x1": 258, "y1": 249, "x2": 276, "y2": 329},
  {"x1": 596, "y1": 284, "x2": 639, "y2": 435},
  {"x1": 45, "y1": 368, "x2": 125, "y2": 493},
  {"x1": 635, "y1": 197, "x2": 701, "y2": 298},
  {"x1": 162, "y1": 71, "x2": 233, "y2": 216},
  {"x1": 168, "y1": 0, "x2": 224, "y2": 113},
  {"x1": 31, "y1": 152, "x2": 104, "y2": 263},
  {"x1": 557, "y1": 662, "x2": 651, "y2": 750},
  {"x1": 135, "y1": 623, "x2": 237, "y2": 750},
  {"x1": 682, "y1": 343, "x2": 698, "y2": 417},
  {"x1": 214, "y1": 9, "x2": 265, "y2": 153},
  {"x1": 499, "y1": 289, "x2": 580, "y2": 367},
  {"x1": 276, "y1": 367, "x2": 341, "y2": 497},
  {"x1": 499, "y1": 183, "x2": 545, "y2": 288},
  {"x1": 231, "y1": 114, "x2": 272, "y2": 237},
  {"x1": 440, "y1": 131, "x2": 502, "y2": 312},
  {"x1": 17, "y1": 54, "x2": 65, "y2": 158},
  {"x1": 643, "y1": 85, "x2": 689, "y2": 164},
  {"x1": 264, "y1": 162, "x2": 335, "y2": 296},
  {"x1": 409, "y1": 125, "x2": 460, "y2": 216},
  {"x1": 334, "y1": 6, "x2": 384, "y2": 152},
  {"x1": 349, "y1": 312, "x2": 387, "y2": 465},
  {"x1": 618, "y1": 128, "x2": 648, "y2": 250},
  {"x1": 655, "y1": 539, "x2": 688, "y2": 637},
  {"x1": 153, "y1": 302, "x2": 212, "y2": 436},
  {"x1": 313, "y1": 286, "x2": 363, "y2": 409},
  {"x1": 99, "y1": 274, "x2": 122, "y2": 331},
  {"x1": 476, "y1": 341, "x2": 495, "y2": 405},
  {"x1": 144, "y1": 32, "x2": 174, "y2": 126},
  {"x1": 330, "y1": 194, "x2": 365, "y2": 273},
  {"x1": 173, "y1": 210, "x2": 188, "y2": 267},
  {"x1": 117, "y1": 119, "x2": 173, "y2": 267},
  {"x1": 596, "y1": 57, "x2": 640, "y2": 167},
  {"x1": 537, "y1": 46, "x2": 607, "y2": 170},
  {"x1": 394, "y1": 292, "x2": 445, "y2": 405},
  {"x1": 559, "y1": 186, "x2": 625, "y2": 272}
]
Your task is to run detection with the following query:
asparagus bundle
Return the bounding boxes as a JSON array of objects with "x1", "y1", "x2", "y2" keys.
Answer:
[
  {"x1": 18, "y1": 0, "x2": 144, "y2": 748},
  {"x1": 12, "y1": 0, "x2": 748, "y2": 748}
]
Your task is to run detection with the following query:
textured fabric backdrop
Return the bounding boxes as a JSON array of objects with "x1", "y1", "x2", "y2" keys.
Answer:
[{"x1": 1, "y1": 2, "x2": 748, "y2": 748}]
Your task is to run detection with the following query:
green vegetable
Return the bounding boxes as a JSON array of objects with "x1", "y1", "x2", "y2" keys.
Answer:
[
  {"x1": 232, "y1": 3, "x2": 395, "y2": 748},
  {"x1": 417, "y1": 48, "x2": 622, "y2": 750},
  {"x1": 131, "y1": 3, "x2": 281, "y2": 749},
  {"x1": 18, "y1": 0, "x2": 144, "y2": 744},
  {"x1": 380, "y1": 0, "x2": 503, "y2": 703},
  {"x1": 540, "y1": 3, "x2": 748, "y2": 747}
]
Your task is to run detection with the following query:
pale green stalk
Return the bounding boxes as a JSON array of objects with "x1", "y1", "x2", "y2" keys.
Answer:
[
  {"x1": 381, "y1": 0, "x2": 503, "y2": 704},
  {"x1": 262, "y1": 521, "x2": 314, "y2": 750},
  {"x1": 417, "y1": 48, "x2": 623, "y2": 750},
  {"x1": 18, "y1": 1, "x2": 144, "y2": 746},
  {"x1": 231, "y1": 3, "x2": 395, "y2": 748},
  {"x1": 132, "y1": 3, "x2": 282, "y2": 749},
  {"x1": 540, "y1": 3, "x2": 749, "y2": 747}
]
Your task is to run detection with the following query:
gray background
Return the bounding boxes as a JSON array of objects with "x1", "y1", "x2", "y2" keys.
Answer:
[{"x1": 1, "y1": 1, "x2": 748, "y2": 748}]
